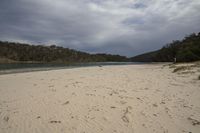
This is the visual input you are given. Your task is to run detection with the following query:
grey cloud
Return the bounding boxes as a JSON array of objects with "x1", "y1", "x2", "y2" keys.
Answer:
[{"x1": 0, "y1": 0, "x2": 200, "y2": 57}]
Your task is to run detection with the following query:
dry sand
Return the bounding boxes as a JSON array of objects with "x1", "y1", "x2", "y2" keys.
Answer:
[{"x1": 0, "y1": 64, "x2": 200, "y2": 133}]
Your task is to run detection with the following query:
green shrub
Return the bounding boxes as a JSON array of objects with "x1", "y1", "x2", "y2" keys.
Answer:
[{"x1": 177, "y1": 49, "x2": 200, "y2": 62}]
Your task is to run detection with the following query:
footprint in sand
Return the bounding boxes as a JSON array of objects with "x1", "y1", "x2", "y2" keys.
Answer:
[
  {"x1": 49, "y1": 120, "x2": 61, "y2": 123},
  {"x1": 121, "y1": 106, "x2": 132, "y2": 123},
  {"x1": 140, "y1": 111, "x2": 147, "y2": 117},
  {"x1": 86, "y1": 93, "x2": 95, "y2": 96},
  {"x1": 65, "y1": 85, "x2": 68, "y2": 88},
  {"x1": 49, "y1": 85, "x2": 54, "y2": 88},
  {"x1": 160, "y1": 100, "x2": 165, "y2": 104},
  {"x1": 109, "y1": 90, "x2": 119, "y2": 96},
  {"x1": 165, "y1": 107, "x2": 173, "y2": 118},
  {"x1": 153, "y1": 114, "x2": 158, "y2": 117},
  {"x1": 136, "y1": 97, "x2": 143, "y2": 102},
  {"x1": 140, "y1": 87, "x2": 149, "y2": 90},
  {"x1": 3, "y1": 116, "x2": 9, "y2": 122},
  {"x1": 119, "y1": 100, "x2": 127, "y2": 105},
  {"x1": 102, "y1": 116, "x2": 108, "y2": 121},
  {"x1": 187, "y1": 117, "x2": 200, "y2": 126},
  {"x1": 62, "y1": 101, "x2": 70, "y2": 105},
  {"x1": 152, "y1": 103, "x2": 158, "y2": 107}
]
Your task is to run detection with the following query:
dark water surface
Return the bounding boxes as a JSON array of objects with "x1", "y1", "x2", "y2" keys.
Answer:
[{"x1": 0, "y1": 62, "x2": 144, "y2": 74}]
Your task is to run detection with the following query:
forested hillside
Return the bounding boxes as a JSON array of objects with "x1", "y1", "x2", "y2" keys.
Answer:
[
  {"x1": 1, "y1": 32, "x2": 199, "y2": 64},
  {"x1": 131, "y1": 32, "x2": 200, "y2": 62},
  {"x1": 0, "y1": 41, "x2": 129, "y2": 63}
]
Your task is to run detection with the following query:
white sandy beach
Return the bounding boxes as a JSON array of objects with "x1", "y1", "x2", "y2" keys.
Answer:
[{"x1": 0, "y1": 64, "x2": 200, "y2": 133}]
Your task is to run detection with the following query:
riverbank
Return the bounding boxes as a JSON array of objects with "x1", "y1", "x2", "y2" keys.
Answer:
[{"x1": 0, "y1": 62, "x2": 141, "y2": 75}]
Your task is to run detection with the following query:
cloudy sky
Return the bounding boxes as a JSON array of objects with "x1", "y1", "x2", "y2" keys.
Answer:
[{"x1": 0, "y1": 0, "x2": 200, "y2": 56}]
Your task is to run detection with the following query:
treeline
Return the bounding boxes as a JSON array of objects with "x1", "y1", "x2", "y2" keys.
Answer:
[
  {"x1": 131, "y1": 32, "x2": 200, "y2": 62},
  {"x1": 1, "y1": 32, "x2": 199, "y2": 63},
  {"x1": 0, "y1": 41, "x2": 129, "y2": 63}
]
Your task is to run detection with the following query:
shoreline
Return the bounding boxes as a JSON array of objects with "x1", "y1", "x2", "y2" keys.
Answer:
[{"x1": 0, "y1": 62, "x2": 156, "y2": 75}]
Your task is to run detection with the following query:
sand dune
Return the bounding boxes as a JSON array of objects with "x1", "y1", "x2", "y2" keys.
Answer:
[{"x1": 0, "y1": 64, "x2": 200, "y2": 133}]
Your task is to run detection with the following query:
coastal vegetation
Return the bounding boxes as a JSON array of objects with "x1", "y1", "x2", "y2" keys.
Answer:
[
  {"x1": 0, "y1": 41, "x2": 129, "y2": 63},
  {"x1": 131, "y1": 32, "x2": 200, "y2": 62},
  {"x1": 173, "y1": 66, "x2": 190, "y2": 73},
  {"x1": 168, "y1": 61, "x2": 200, "y2": 79}
]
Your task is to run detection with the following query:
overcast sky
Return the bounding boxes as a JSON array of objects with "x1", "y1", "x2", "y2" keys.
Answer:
[{"x1": 0, "y1": 0, "x2": 200, "y2": 56}]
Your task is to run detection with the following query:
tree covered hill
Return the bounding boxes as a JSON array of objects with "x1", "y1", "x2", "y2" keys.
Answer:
[
  {"x1": 0, "y1": 41, "x2": 129, "y2": 63},
  {"x1": 1, "y1": 32, "x2": 199, "y2": 64},
  {"x1": 131, "y1": 32, "x2": 200, "y2": 62}
]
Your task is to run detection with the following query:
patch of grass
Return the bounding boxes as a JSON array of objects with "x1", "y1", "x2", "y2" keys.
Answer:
[
  {"x1": 191, "y1": 62, "x2": 200, "y2": 68},
  {"x1": 173, "y1": 66, "x2": 190, "y2": 73},
  {"x1": 169, "y1": 65, "x2": 176, "y2": 68},
  {"x1": 180, "y1": 71, "x2": 195, "y2": 74},
  {"x1": 163, "y1": 63, "x2": 173, "y2": 67}
]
